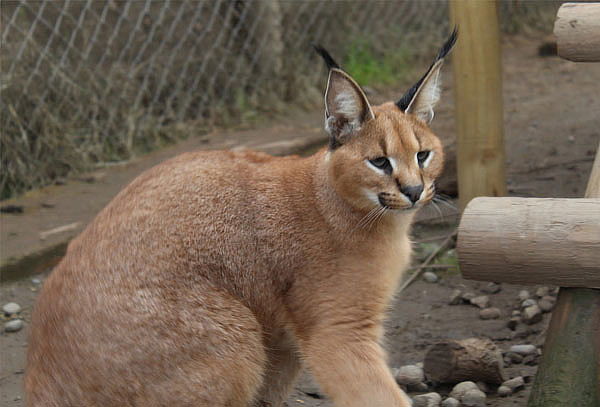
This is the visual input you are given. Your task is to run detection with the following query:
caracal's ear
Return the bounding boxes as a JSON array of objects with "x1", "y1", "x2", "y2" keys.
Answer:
[
  {"x1": 396, "y1": 28, "x2": 458, "y2": 123},
  {"x1": 314, "y1": 45, "x2": 374, "y2": 149}
]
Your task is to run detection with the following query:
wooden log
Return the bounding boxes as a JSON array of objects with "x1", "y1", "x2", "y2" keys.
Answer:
[
  {"x1": 457, "y1": 197, "x2": 600, "y2": 288},
  {"x1": 423, "y1": 338, "x2": 506, "y2": 384},
  {"x1": 450, "y1": 0, "x2": 506, "y2": 210},
  {"x1": 554, "y1": 3, "x2": 600, "y2": 62},
  {"x1": 528, "y1": 142, "x2": 600, "y2": 407}
]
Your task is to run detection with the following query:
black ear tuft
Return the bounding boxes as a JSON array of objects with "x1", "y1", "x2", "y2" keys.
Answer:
[
  {"x1": 313, "y1": 44, "x2": 341, "y2": 70},
  {"x1": 396, "y1": 27, "x2": 458, "y2": 111}
]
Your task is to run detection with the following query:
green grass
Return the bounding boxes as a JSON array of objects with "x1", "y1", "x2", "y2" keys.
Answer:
[{"x1": 344, "y1": 39, "x2": 413, "y2": 87}]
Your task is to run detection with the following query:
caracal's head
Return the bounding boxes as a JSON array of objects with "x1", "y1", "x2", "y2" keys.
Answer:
[{"x1": 317, "y1": 30, "x2": 457, "y2": 213}]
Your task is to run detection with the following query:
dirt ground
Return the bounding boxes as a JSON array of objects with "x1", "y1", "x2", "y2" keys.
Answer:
[{"x1": 1, "y1": 35, "x2": 599, "y2": 406}]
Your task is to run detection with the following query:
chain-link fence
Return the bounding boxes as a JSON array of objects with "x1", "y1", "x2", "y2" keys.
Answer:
[{"x1": 1, "y1": 0, "x2": 560, "y2": 199}]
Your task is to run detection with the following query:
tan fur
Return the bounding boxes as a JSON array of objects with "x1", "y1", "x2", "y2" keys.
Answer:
[{"x1": 26, "y1": 72, "x2": 446, "y2": 407}]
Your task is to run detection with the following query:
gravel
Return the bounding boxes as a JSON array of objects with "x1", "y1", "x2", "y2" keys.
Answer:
[
  {"x1": 518, "y1": 290, "x2": 531, "y2": 301},
  {"x1": 502, "y1": 376, "x2": 525, "y2": 391},
  {"x1": 2, "y1": 302, "x2": 21, "y2": 315},
  {"x1": 470, "y1": 295, "x2": 490, "y2": 309},
  {"x1": 423, "y1": 271, "x2": 439, "y2": 283},
  {"x1": 481, "y1": 282, "x2": 501, "y2": 294},
  {"x1": 4, "y1": 319, "x2": 23, "y2": 333},
  {"x1": 449, "y1": 289, "x2": 464, "y2": 305},
  {"x1": 441, "y1": 397, "x2": 460, "y2": 407},
  {"x1": 521, "y1": 299, "x2": 537, "y2": 308},
  {"x1": 450, "y1": 381, "x2": 479, "y2": 400},
  {"x1": 413, "y1": 392, "x2": 442, "y2": 407},
  {"x1": 522, "y1": 304, "x2": 543, "y2": 324},
  {"x1": 461, "y1": 389, "x2": 487, "y2": 407},
  {"x1": 538, "y1": 297, "x2": 556, "y2": 312},
  {"x1": 509, "y1": 344, "x2": 537, "y2": 355},
  {"x1": 479, "y1": 307, "x2": 501, "y2": 320},
  {"x1": 394, "y1": 364, "x2": 425, "y2": 386}
]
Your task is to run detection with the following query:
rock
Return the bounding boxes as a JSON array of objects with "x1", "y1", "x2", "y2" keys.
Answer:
[
  {"x1": 504, "y1": 352, "x2": 524, "y2": 364},
  {"x1": 509, "y1": 344, "x2": 537, "y2": 356},
  {"x1": 522, "y1": 305, "x2": 543, "y2": 325},
  {"x1": 450, "y1": 381, "x2": 479, "y2": 400},
  {"x1": 538, "y1": 296, "x2": 556, "y2": 312},
  {"x1": 4, "y1": 319, "x2": 23, "y2": 332},
  {"x1": 476, "y1": 381, "x2": 490, "y2": 393},
  {"x1": 462, "y1": 292, "x2": 476, "y2": 302},
  {"x1": 31, "y1": 278, "x2": 42, "y2": 285},
  {"x1": 521, "y1": 299, "x2": 537, "y2": 308},
  {"x1": 2, "y1": 302, "x2": 21, "y2": 315},
  {"x1": 497, "y1": 385, "x2": 512, "y2": 397},
  {"x1": 507, "y1": 317, "x2": 520, "y2": 331},
  {"x1": 523, "y1": 354, "x2": 540, "y2": 366},
  {"x1": 394, "y1": 365, "x2": 425, "y2": 386},
  {"x1": 479, "y1": 307, "x2": 501, "y2": 320},
  {"x1": 462, "y1": 389, "x2": 486, "y2": 407},
  {"x1": 411, "y1": 382, "x2": 429, "y2": 392},
  {"x1": 511, "y1": 310, "x2": 521, "y2": 317},
  {"x1": 423, "y1": 271, "x2": 439, "y2": 283},
  {"x1": 413, "y1": 392, "x2": 442, "y2": 407},
  {"x1": 441, "y1": 397, "x2": 460, "y2": 407},
  {"x1": 470, "y1": 295, "x2": 490, "y2": 309},
  {"x1": 535, "y1": 287, "x2": 551, "y2": 298},
  {"x1": 449, "y1": 289, "x2": 464, "y2": 305},
  {"x1": 518, "y1": 290, "x2": 531, "y2": 301},
  {"x1": 502, "y1": 376, "x2": 525, "y2": 391},
  {"x1": 481, "y1": 282, "x2": 501, "y2": 294}
]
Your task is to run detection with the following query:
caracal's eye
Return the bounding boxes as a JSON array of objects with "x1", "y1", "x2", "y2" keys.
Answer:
[
  {"x1": 417, "y1": 151, "x2": 431, "y2": 168},
  {"x1": 369, "y1": 157, "x2": 392, "y2": 171}
]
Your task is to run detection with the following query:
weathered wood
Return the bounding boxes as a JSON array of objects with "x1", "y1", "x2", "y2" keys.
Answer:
[
  {"x1": 423, "y1": 338, "x2": 506, "y2": 384},
  {"x1": 527, "y1": 288, "x2": 600, "y2": 407},
  {"x1": 450, "y1": 0, "x2": 506, "y2": 209},
  {"x1": 457, "y1": 197, "x2": 600, "y2": 288},
  {"x1": 554, "y1": 3, "x2": 600, "y2": 62},
  {"x1": 528, "y1": 141, "x2": 600, "y2": 407},
  {"x1": 585, "y1": 145, "x2": 600, "y2": 198}
]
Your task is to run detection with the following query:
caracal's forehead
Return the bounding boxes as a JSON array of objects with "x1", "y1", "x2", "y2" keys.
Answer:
[{"x1": 358, "y1": 102, "x2": 439, "y2": 156}]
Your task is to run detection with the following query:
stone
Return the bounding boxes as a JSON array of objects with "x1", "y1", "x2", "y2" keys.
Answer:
[
  {"x1": 462, "y1": 389, "x2": 486, "y2": 407},
  {"x1": 479, "y1": 307, "x2": 501, "y2": 320},
  {"x1": 470, "y1": 295, "x2": 490, "y2": 309},
  {"x1": 449, "y1": 289, "x2": 463, "y2": 305},
  {"x1": 512, "y1": 310, "x2": 521, "y2": 317},
  {"x1": 481, "y1": 282, "x2": 501, "y2": 294},
  {"x1": 31, "y1": 278, "x2": 42, "y2": 285},
  {"x1": 509, "y1": 344, "x2": 537, "y2": 356},
  {"x1": 502, "y1": 376, "x2": 525, "y2": 391},
  {"x1": 394, "y1": 364, "x2": 425, "y2": 386},
  {"x1": 476, "y1": 381, "x2": 490, "y2": 393},
  {"x1": 523, "y1": 354, "x2": 540, "y2": 366},
  {"x1": 4, "y1": 319, "x2": 23, "y2": 332},
  {"x1": 410, "y1": 382, "x2": 429, "y2": 392},
  {"x1": 2, "y1": 302, "x2": 21, "y2": 315},
  {"x1": 522, "y1": 305, "x2": 543, "y2": 325},
  {"x1": 504, "y1": 352, "x2": 524, "y2": 364},
  {"x1": 521, "y1": 299, "x2": 537, "y2": 308},
  {"x1": 461, "y1": 292, "x2": 476, "y2": 302},
  {"x1": 497, "y1": 385, "x2": 512, "y2": 397},
  {"x1": 450, "y1": 381, "x2": 479, "y2": 400},
  {"x1": 413, "y1": 392, "x2": 442, "y2": 407},
  {"x1": 518, "y1": 290, "x2": 531, "y2": 301},
  {"x1": 441, "y1": 397, "x2": 460, "y2": 407},
  {"x1": 535, "y1": 286, "x2": 550, "y2": 298},
  {"x1": 423, "y1": 271, "x2": 439, "y2": 283},
  {"x1": 538, "y1": 298, "x2": 555, "y2": 312}
]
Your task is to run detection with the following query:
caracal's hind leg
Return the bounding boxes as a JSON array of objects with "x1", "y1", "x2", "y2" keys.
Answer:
[
  {"x1": 136, "y1": 285, "x2": 267, "y2": 407},
  {"x1": 255, "y1": 330, "x2": 302, "y2": 406}
]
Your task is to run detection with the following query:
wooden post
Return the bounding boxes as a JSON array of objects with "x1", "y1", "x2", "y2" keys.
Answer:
[
  {"x1": 450, "y1": 0, "x2": 506, "y2": 210},
  {"x1": 528, "y1": 3, "x2": 600, "y2": 404},
  {"x1": 554, "y1": 3, "x2": 600, "y2": 62}
]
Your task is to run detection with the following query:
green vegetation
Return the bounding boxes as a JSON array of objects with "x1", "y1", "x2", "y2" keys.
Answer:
[{"x1": 344, "y1": 39, "x2": 413, "y2": 87}]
